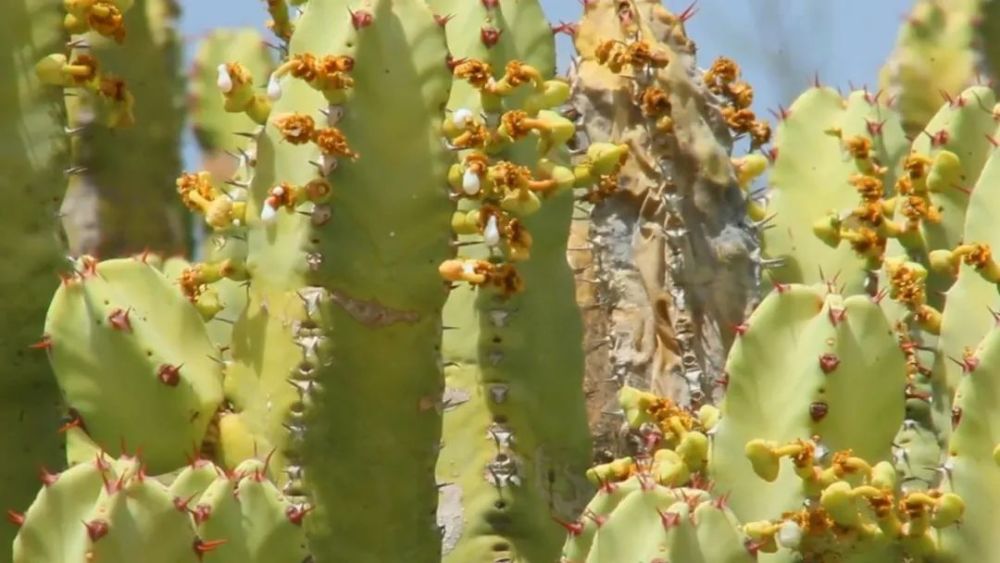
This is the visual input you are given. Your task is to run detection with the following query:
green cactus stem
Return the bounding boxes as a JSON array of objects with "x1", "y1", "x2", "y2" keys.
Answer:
[
  {"x1": 59, "y1": 0, "x2": 190, "y2": 258},
  {"x1": 0, "y1": 0, "x2": 73, "y2": 553}
]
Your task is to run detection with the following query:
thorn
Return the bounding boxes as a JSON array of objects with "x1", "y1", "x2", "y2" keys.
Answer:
[
  {"x1": 193, "y1": 538, "x2": 228, "y2": 560},
  {"x1": 657, "y1": 508, "x2": 682, "y2": 529},
  {"x1": 6, "y1": 510, "x2": 24, "y2": 527},
  {"x1": 84, "y1": 519, "x2": 110, "y2": 542},
  {"x1": 434, "y1": 13, "x2": 454, "y2": 27},
  {"x1": 812, "y1": 71, "x2": 821, "y2": 88},
  {"x1": 768, "y1": 105, "x2": 790, "y2": 121},
  {"x1": 158, "y1": 364, "x2": 183, "y2": 386},
  {"x1": 29, "y1": 334, "x2": 53, "y2": 350},
  {"x1": 286, "y1": 504, "x2": 313, "y2": 525},
  {"x1": 107, "y1": 307, "x2": 133, "y2": 332},
  {"x1": 39, "y1": 466, "x2": 59, "y2": 487},
  {"x1": 677, "y1": 1, "x2": 699, "y2": 23},
  {"x1": 552, "y1": 516, "x2": 584, "y2": 536},
  {"x1": 732, "y1": 322, "x2": 748, "y2": 336},
  {"x1": 866, "y1": 119, "x2": 886, "y2": 137}
]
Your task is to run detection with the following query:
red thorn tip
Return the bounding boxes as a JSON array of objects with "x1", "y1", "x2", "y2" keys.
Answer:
[
  {"x1": 136, "y1": 248, "x2": 153, "y2": 263},
  {"x1": 866, "y1": 119, "x2": 885, "y2": 136},
  {"x1": 551, "y1": 21, "x2": 577, "y2": 36},
  {"x1": 192, "y1": 504, "x2": 212, "y2": 525},
  {"x1": 481, "y1": 26, "x2": 502, "y2": 47},
  {"x1": 809, "y1": 401, "x2": 829, "y2": 422},
  {"x1": 193, "y1": 538, "x2": 228, "y2": 560},
  {"x1": 39, "y1": 466, "x2": 59, "y2": 486},
  {"x1": 827, "y1": 307, "x2": 846, "y2": 325},
  {"x1": 658, "y1": 508, "x2": 682, "y2": 529},
  {"x1": 481, "y1": 0, "x2": 499, "y2": 7},
  {"x1": 766, "y1": 147, "x2": 779, "y2": 162},
  {"x1": 286, "y1": 504, "x2": 313, "y2": 525},
  {"x1": 819, "y1": 353, "x2": 840, "y2": 374},
  {"x1": 598, "y1": 477, "x2": 617, "y2": 494},
  {"x1": 965, "y1": 356, "x2": 980, "y2": 372},
  {"x1": 716, "y1": 372, "x2": 730, "y2": 390},
  {"x1": 583, "y1": 509, "x2": 606, "y2": 527},
  {"x1": 29, "y1": 334, "x2": 53, "y2": 350},
  {"x1": 552, "y1": 516, "x2": 584, "y2": 536},
  {"x1": 772, "y1": 281, "x2": 789, "y2": 293},
  {"x1": 107, "y1": 308, "x2": 132, "y2": 332},
  {"x1": 81, "y1": 257, "x2": 99, "y2": 278},
  {"x1": 84, "y1": 519, "x2": 110, "y2": 542},
  {"x1": 926, "y1": 129, "x2": 950, "y2": 146},
  {"x1": 678, "y1": 1, "x2": 699, "y2": 23},
  {"x1": 768, "y1": 105, "x2": 789, "y2": 121},
  {"x1": 733, "y1": 323, "x2": 749, "y2": 336},
  {"x1": 712, "y1": 492, "x2": 731, "y2": 509},
  {"x1": 174, "y1": 494, "x2": 197, "y2": 512},
  {"x1": 58, "y1": 416, "x2": 83, "y2": 433},
  {"x1": 158, "y1": 364, "x2": 182, "y2": 386},
  {"x1": 349, "y1": 8, "x2": 373, "y2": 29},
  {"x1": 434, "y1": 13, "x2": 454, "y2": 27},
  {"x1": 987, "y1": 134, "x2": 999, "y2": 147},
  {"x1": 7, "y1": 510, "x2": 25, "y2": 527}
]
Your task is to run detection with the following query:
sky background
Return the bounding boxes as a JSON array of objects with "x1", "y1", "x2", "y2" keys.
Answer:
[{"x1": 177, "y1": 0, "x2": 912, "y2": 169}]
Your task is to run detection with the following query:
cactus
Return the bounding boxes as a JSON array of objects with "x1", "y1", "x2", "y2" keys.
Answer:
[
  {"x1": 0, "y1": 0, "x2": 71, "y2": 553},
  {"x1": 566, "y1": 0, "x2": 760, "y2": 457},
  {"x1": 879, "y1": 0, "x2": 985, "y2": 136},
  {"x1": 11, "y1": 452, "x2": 306, "y2": 562},
  {"x1": 59, "y1": 0, "x2": 190, "y2": 258},
  {"x1": 430, "y1": 0, "x2": 601, "y2": 560},
  {"x1": 15, "y1": 1, "x2": 1000, "y2": 562}
]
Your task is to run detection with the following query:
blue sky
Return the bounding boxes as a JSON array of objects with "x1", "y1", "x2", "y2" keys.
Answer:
[{"x1": 177, "y1": 0, "x2": 911, "y2": 169}]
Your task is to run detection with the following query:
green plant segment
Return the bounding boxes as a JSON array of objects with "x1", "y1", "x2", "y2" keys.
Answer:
[
  {"x1": 59, "y1": 0, "x2": 190, "y2": 258},
  {"x1": 218, "y1": 0, "x2": 455, "y2": 560},
  {"x1": 15, "y1": 0, "x2": 1000, "y2": 562},
  {"x1": 0, "y1": 0, "x2": 71, "y2": 554},
  {"x1": 11, "y1": 452, "x2": 307, "y2": 562},
  {"x1": 430, "y1": 0, "x2": 604, "y2": 560},
  {"x1": 879, "y1": 0, "x2": 985, "y2": 136}
]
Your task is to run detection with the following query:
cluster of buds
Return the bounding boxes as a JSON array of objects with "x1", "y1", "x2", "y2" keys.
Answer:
[
  {"x1": 35, "y1": 1, "x2": 138, "y2": 127},
  {"x1": 272, "y1": 112, "x2": 358, "y2": 175},
  {"x1": 743, "y1": 438, "x2": 964, "y2": 559},
  {"x1": 260, "y1": 179, "x2": 333, "y2": 223},
  {"x1": 175, "y1": 171, "x2": 247, "y2": 231},
  {"x1": 439, "y1": 57, "x2": 620, "y2": 296},
  {"x1": 216, "y1": 62, "x2": 278, "y2": 125},
  {"x1": 884, "y1": 258, "x2": 942, "y2": 334},
  {"x1": 268, "y1": 53, "x2": 355, "y2": 105},
  {"x1": 438, "y1": 258, "x2": 523, "y2": 297},
  {"x1": 582, "y1": 387, "x2": 720, "y2": 488},
  {"x1": 35, "y1": 51, "x2": 134, "y2": 128},
  {"x1": 702, "y1": 57, "x2": 770, "y2": 146},
  {"x1": 812, "y1": 134, "x2": 945, "y2": 268},
  {"x1": 64, "y1": 0, "x2": 133, "y2": 43}
]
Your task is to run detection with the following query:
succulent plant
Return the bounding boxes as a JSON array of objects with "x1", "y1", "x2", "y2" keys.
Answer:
[{"x1": 10, "y1": 0, "x2": 1000, "y2": 562}]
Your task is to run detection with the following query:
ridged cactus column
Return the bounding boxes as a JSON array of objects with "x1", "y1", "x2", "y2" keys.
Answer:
[
  {"x1": 428, "y1": 0, "x2": 598, "y2": 560},
  {"x1": 60, "y1": 0, "x2": 189, "y2": 258},
  {"x1": 217, "y1": 1, "x2": 455, "y2": 560},
  {"x1": 568, "y1": 0, "x2": 760, "y2": 424},
  {"x1": 0, "y1": 0, "x2": 70, "y2": 553}
]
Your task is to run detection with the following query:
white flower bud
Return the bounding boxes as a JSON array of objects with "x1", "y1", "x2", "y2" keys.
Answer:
[
  {"x1": 462, "y1": 169, "x2": 480, "y2": 195},
  {"x1": 216, "y1": 64, "x2": 233, "y2": 93}
]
